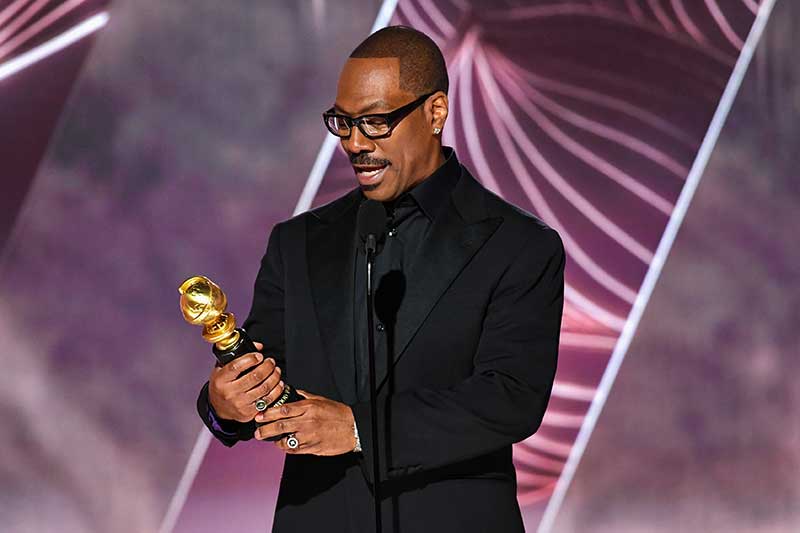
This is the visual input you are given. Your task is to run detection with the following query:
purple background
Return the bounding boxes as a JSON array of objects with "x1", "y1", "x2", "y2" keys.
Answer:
[{"x1": 1, "y1": 1, "x2": 796, "y2": 532}]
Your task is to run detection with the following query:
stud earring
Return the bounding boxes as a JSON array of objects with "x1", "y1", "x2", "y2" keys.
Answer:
[{"x1": 433, "y1": 127, "x2": 441, "y2": 134}]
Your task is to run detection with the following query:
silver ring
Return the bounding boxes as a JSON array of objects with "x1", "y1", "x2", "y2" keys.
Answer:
[
  {"x1": 255, "y1": 397, "x2": 269, "y2": 412},
  {"x1": 286, "y1": 433, "x2": 299, "y2": 449}
]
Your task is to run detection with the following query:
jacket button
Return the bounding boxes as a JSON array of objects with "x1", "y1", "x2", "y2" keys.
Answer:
[{"x1": 376, "y1": 323, "x2": 385, "y2": 332}]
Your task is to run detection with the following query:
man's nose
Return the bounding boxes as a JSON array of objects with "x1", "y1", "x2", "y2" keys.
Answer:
[{"x1": 342, "y1": 125, "x2": 375, "y2": 155}]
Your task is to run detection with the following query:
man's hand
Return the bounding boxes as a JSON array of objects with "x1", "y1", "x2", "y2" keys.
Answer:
[
  {"x1": 208, "y1": 342, "x2": 285, "y2": 423},
  {"x1": 254, "y1": 389, "x2": 357, "y2": 456}
]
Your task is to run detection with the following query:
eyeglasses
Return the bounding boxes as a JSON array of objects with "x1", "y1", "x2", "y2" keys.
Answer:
[{"x1": 323, "y1": 91, "x2": 435, "y2": 140}]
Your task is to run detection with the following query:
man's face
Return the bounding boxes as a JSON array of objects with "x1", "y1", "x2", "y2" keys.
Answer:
[{"x1": 334, "y1": 57, "x2": 441, "y2": 202}]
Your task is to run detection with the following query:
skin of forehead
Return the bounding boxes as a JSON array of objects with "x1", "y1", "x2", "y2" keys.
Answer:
[{"x1": 335, "y1": 57, "x2": 415, "y2": 115}]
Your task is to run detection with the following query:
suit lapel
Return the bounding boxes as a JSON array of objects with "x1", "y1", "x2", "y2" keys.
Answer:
[
  {"x1": 307, "y1": 191, "x2": 360, "y2": 404},
  {"x1": 305, "y1": 171, "x2": 502, "y2": 398},
  {"x1": 376, "y1": 170, "x2": 503, "y2": 391}
]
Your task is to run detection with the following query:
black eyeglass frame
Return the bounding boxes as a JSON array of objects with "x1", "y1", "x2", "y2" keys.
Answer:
[{"x1": 323, "y1": 91, "x2": 437, "y2": 140}]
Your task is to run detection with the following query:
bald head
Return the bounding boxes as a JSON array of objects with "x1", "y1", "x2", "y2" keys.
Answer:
[{"x1": 349, "y1": 25, "x2": 448, "y2": 97}]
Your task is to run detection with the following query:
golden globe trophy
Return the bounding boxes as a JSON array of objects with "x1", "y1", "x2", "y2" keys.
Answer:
[{"x1": 178, "y1": 275, "x2": 302, "y2": 413}]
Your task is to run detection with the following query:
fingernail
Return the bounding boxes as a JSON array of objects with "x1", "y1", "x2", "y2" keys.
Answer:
[
  {"x1": 255, "y1": 414, "x2": 264, "y2": 423},
  {"x1": 279, "y1": 381, "x2": 284, "y2": 389},
  {"x1": 254, "y1": 431, "x2": 261, "y2": 440},
  {"x1": 255, "y1": 353, "x2": 263, "y2": 362},
  {"x1": 267, "y1": 357, "x2": 275, "y2": 365}
]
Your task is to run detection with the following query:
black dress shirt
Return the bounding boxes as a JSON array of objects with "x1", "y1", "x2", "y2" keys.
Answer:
[{"x1": 352, "y1": 146, "x2": 461, "y2": 401}]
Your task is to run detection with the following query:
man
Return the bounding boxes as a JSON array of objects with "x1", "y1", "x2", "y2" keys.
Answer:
[{"x1": 196, "y1": 25, "x2": 565, "y2": 532}]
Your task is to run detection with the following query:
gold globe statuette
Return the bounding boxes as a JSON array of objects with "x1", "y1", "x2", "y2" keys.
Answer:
[
  {"x1": 177, "y1": 275, "x2": 243, "y2": 352},
  {"x1": 178, "y1": 275, "x2": 301, "y2": 414}
]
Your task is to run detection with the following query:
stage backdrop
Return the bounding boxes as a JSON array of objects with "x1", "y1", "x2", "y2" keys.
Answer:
[{"x1": 1, "y1": 1, "x2": 796, "y2": 532}]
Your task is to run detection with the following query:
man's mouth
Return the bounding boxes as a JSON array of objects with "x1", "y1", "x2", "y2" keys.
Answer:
[{"x1": 353, "y1": 163, "x2": 389, "y2": 187}]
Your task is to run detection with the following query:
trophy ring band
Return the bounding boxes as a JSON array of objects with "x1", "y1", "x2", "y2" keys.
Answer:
[
  {"x1": 255, "y1": 397, "x2": 269, "y2": 412},
  {"x1": 286, "y1": 433, "x2": 300, "y2": 450}
]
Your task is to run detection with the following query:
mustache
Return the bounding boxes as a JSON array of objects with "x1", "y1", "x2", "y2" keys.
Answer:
[{"x1": 350, "y1": 154, "x2": 390, "y2": 166}]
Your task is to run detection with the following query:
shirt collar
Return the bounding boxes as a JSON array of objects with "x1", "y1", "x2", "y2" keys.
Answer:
[{"x1": 387, "y1": 145, "x2": 460, "y2": 221}]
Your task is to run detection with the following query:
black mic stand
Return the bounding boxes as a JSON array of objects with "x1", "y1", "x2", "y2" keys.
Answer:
[{"x1": 365, "y1": 233, "x2": 382, "y2": 533}]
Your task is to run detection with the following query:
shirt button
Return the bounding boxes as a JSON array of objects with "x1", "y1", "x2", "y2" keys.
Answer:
[
  {"x1": 376, "y1": 323, "x2": 385, "y2": 332},
  {"x1": 388, "y1": 228, "x2": 397, "y2": 237}
]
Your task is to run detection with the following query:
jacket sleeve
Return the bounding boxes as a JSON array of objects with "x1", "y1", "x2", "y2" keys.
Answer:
[
  {"x1": 195, "y1": 222, "x2": 287, "y2": 447},
  {"x1": 351, "y1": 228, "x2": 565, "y2": 482}
]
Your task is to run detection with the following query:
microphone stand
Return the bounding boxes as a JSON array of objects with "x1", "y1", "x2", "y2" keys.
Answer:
[{"x1": 365, "y1": 234, "x2": 382, "y2": 533}]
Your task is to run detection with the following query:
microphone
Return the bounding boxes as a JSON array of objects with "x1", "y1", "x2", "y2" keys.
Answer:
[
  {"x1": 355, "y1": 198, "x2": 386, "y2": 533},
  {"x1": 356, "y1": 199, "x2": 387, "y2": 256}
]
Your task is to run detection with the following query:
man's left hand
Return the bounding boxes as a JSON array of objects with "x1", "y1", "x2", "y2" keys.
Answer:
[{"x1": 254, "y1": 389, "x2": 357, "y2": 456}]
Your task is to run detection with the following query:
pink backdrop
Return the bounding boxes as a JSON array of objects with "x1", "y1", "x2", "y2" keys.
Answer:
[{"x1": 1, "y1": 1, "x2": 797, "y2": 532}]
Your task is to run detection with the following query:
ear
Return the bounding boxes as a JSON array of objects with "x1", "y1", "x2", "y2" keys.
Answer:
[{"x1": 428, "y1": 91, "x2": 448, "y2": 134}]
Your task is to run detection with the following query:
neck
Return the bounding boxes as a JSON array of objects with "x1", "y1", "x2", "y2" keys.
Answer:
[{"x1": 407, "y1": 145, "x2": 445, "y2": 190}]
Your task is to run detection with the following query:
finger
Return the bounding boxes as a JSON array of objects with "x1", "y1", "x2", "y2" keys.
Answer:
[
  {"x1": 256, "y1": 400, "x2": 311, "y2": 424},
  {"x1": 274, "y1": 433, "x2": 320, "y2": 454},
  {"x1": 290, "y1": 441, "x2": 323, "y2": 455},
  {"x1": 253, "y1": 342, "x2": 263, "y2": 351},
  {"x1": 242, "y1": 363, "x2": 282, "y2": 400},
  {"x1": 219, "y1": 352, "x2": 263, "y2": 381},
  {"x1": 297, "y1": 443, "x2": 324, "y2": 455},
  {"x1": 239, "y1": 404, "x2": 259, "y2": 421},
  {"x1": 295, "y1": 389, "x2": 321, "y2": 400},
  {"x1": 242, "y1": 365, "x2": 281, "y2": 399},
  {"x1": 273, "y1": 434, "x2": 293, "y2": 452},
  {"x1": 254, "y1": 418, "x2": 302, "y2": 441},
  {"x1": 230, "y1": 358, "x2": 277, "y2": 393},
  {"x1": 244, "y1": 375, "x2": 284, "y2": 406}
]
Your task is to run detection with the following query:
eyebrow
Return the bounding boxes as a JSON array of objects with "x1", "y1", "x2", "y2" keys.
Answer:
[{"x1": 333, "y1": 99, "x2": 392, "y2": 116}]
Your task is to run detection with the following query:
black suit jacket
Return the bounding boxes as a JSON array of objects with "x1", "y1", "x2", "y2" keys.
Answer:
[{"x1": 197, "y1": 163, "x2": 565, "y2": 532}]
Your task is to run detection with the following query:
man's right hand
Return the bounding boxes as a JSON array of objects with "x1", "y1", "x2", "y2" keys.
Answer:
[{"x1": 208, "y1": 342, "x2": 285, "y2": 423}]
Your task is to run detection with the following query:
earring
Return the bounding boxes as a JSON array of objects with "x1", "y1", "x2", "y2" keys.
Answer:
[{"x1": 433, "y1": 127, "x2": 441, "y2": 134}]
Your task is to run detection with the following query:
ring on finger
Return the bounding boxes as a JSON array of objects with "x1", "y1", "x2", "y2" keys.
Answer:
[
  {"x1": 255, "y1": 397, "x2": 269, "y2": 412},
  {"x1": 286, "y1": 433, "x2": 299, "y2": 450}
]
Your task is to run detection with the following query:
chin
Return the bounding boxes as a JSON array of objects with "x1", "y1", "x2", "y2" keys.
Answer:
[{"x1": 360, "y1": 184, "x2": 395, "y2": 202}]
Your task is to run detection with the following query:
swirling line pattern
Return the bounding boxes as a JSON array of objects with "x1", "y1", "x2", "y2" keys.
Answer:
[
  {"x1": 311, "y1": 0, "x2": 759, "y2": 522},
  {"x1": 0, "y1": 0, "x2": 104, "y2": 64}
]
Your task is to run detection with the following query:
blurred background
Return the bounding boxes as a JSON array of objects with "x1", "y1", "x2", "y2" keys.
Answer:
[{"x1": 0, "y1": 1, "x2": 796, "y2": 532}]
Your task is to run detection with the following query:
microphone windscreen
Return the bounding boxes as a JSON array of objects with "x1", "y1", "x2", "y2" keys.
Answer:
[{"x1": 356, "y1": 199, "x2": 387, "y2": 253}]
